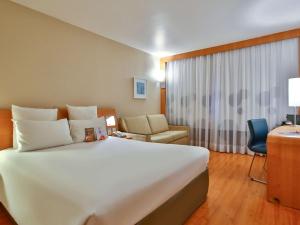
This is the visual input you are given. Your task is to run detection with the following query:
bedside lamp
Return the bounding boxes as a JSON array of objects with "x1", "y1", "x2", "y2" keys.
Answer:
[
  {"x1": 288, "y1": 78, "x2": 300, "y2": 126},
  {"x1": 106, "y1": 116, "x2": 116, "y2": 127},
  {"x1": 106, "y1": 116, "x2": 117, "y2": 135}
]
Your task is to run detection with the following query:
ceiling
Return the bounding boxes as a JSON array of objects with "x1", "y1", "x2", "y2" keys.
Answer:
[{"x1": 12, "y1": 0, "x2": 300, "y2": 57}]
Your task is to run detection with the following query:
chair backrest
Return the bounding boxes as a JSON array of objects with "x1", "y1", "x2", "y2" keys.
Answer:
[
  {"x1": 147, "y1": 114, "x2": 169, "y2": 134},
  {"x1": 247, "y1": 119, "x2": 268, "y2": 148},
  {"x1": 121, "y1": 115, "x2": 152, "y2": 135}
]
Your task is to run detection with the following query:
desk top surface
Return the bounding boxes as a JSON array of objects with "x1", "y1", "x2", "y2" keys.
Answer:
[{"x1": 268, "y1": 125, "x2": 300, "y2": 143}]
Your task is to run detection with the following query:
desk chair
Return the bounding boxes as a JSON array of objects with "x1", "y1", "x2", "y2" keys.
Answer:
[{"x1": 247, "y1": 119, "x2": 268, "y2": 184}]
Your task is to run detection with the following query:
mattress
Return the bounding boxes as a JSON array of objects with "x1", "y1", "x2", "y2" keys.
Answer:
[{"x1": 0, "y1": 137, "x2": 209, "y2": 225}]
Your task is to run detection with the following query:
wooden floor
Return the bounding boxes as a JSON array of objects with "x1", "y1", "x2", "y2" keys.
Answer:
[
  {"x1": 185, "y1": 151, "x2": 300, "y2": 225},
  {"x1": 0, "y1": 151, "x2": 300, "y2": 225}
]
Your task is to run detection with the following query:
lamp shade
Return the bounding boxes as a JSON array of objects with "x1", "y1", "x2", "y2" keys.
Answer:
[
  {"x1": 289, "y1": 78, "x2": 300, "y2": 107},
  {"x1": 106, "y1": 116, "x2": 116, "y2": 127}
]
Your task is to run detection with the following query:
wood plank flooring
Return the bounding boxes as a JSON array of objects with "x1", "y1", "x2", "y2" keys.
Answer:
[
  {"x1": 185, "y1": 151, "x2": 300, "y2": 225},
  {"x1": 0, "y1": 151, "x2": 299, "y2": 225}
]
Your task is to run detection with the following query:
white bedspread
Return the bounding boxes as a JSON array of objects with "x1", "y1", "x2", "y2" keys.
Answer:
[{"x1": 0, "y1": 137, "x2": 209, "y2": 225}]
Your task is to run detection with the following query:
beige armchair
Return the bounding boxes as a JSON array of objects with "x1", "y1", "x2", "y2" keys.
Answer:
[{"x1": 119, "y1": 114, "x2": 190, "y2": 145}]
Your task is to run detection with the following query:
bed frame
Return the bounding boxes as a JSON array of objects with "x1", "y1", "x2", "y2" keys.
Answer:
[
  {"x1": 137, "y1": 169, "x2": 208, "y2": 225},
  {"x1": 0, "y1": 107, "x2": 209, "y2": 225}
]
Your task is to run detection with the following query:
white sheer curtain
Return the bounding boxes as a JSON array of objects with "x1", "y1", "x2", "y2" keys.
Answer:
[{"x1": 166, "y1": 38, "x2": 299, "y2": 154}]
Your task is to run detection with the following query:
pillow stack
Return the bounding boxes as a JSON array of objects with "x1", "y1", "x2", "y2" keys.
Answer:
[
  {"x1": 12, "y1": 105, "x2": 72, "y2": 152},
  {"x1": 67, "y1": 105, "x2": 107, "y2": 143},
  {"x1": 12, "y1": 104, "x2": 108, "y2": 152},
  {"x1": 67, "y1": 105, "x2": 98, "y2": 120},
  {"x1": 14, "y1": 119, "x2": 73, "y2": 152}
]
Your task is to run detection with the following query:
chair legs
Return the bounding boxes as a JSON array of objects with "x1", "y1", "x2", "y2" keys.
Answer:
[
  {"x1": 248, "y1": 153, "x2": 267, "y2": 184},
  {"x1": 263, "y1": 155, "x2": 267, "y2": 171}
]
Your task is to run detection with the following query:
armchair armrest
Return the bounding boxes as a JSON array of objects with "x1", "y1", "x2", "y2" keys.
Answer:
[
  {"x1": 121, "y1": 132, "x2": 151, "y2": 142},
  {"x1": 168, "y1": 125, "x2": 190, "y2": 135}
]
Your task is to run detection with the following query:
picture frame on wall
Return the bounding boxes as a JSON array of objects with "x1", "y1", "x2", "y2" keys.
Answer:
[{"x1": 133, "y1": 77, "x2": 147, "y2": 99}]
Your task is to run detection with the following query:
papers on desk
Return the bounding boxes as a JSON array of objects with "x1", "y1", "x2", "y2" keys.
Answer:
[{"x1": 278, "y1": 131, "x2": 300, "y2": 136}]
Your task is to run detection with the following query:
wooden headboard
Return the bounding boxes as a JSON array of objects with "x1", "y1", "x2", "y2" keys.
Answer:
[{"x1": 0, "y1": 107, "x2": 117, "y2": 150}]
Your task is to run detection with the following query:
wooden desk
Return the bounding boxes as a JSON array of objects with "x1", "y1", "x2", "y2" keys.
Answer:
[{"x1": 267, "y1": 125, "x2": 300, "y2": 209}]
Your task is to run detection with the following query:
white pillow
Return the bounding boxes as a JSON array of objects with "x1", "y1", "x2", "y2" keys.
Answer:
[
  {"x1": 69, "y1": 117, "x2": 107, "y2": 143},
  {"x1": 12, "y1": 105, "x2": 58, "y2": 149},
  {"x1": 67, "y1": 105, "x2": 98, "y2": 120},
  {"x1": 14, "y1": 119, "x2": 73, "y2": 152}
]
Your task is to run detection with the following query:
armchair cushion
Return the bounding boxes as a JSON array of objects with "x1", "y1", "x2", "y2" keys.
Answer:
[
  {"x1": 123, "y1": 115, "x2": 152, "y2": 135},
  {"x1": 150, "y1": 130, "x2": 188, "y2": 143},
  {"x1": 169, "y1": 125, "x2": 189, "y2": 133},
  {"x1": 147, "y1": 114, "x2": 169, "y2": 134}
]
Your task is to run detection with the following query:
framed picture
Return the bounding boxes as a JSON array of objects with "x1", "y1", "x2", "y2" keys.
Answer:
[{"x1": 134, "y1": 77, "x2": 147, "y2": 99}]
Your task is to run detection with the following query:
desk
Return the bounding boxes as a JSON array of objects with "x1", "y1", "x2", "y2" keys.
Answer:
[{"x1": 267, "y1": 125, "x2": 300, "y2": 209}]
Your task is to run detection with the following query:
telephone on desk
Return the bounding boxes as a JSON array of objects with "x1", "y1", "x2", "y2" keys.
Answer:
[
  {"x1": 112, "y1": 131, "x2": 127, "y2": 138},
  {"x1": 281, "y1": 120, "x2": 293, "y2": 126}
]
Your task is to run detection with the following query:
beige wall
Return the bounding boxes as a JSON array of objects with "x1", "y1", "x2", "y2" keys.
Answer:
[{"x1": 0, "y1": 1, "x2": 160, "y2": 117}]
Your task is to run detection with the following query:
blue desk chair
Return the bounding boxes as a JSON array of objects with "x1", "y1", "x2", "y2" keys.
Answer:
[{"x1": 247, "y1": 119, "x2": 268, "y2": 184}]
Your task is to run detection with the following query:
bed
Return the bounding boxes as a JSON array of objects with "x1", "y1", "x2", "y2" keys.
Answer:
[{"x1": 0, "y1": 108, "x2": 209, "y2": 225}]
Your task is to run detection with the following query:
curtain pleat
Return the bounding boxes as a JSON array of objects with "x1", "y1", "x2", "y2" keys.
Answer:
[{"x1": 166, "y1": 38, "x2": 299, "y2": 154}]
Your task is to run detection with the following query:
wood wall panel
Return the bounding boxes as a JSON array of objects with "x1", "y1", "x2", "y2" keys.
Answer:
[
  {"x1": 160, "y1": 88, "x2": 166, "y2": 114},
  {"x1": 161, "y1": 28, "x2": 300, "y2": 63},
  {"x1": 0, "y1": 109, "x2": 13, "y2": 150}
]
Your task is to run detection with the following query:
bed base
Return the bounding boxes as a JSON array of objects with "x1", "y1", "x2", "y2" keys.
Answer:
[
  {"x1": 0, "y1": 169, "x2": 208, "y2": 225},
  {"x1": 136, "y1": 169, "x2": 209, "y2": 225}
]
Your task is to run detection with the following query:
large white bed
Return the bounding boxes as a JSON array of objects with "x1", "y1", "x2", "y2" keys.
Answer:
[{"x1": 0, "y1": 137, "x2": 209, "y2": 225}]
